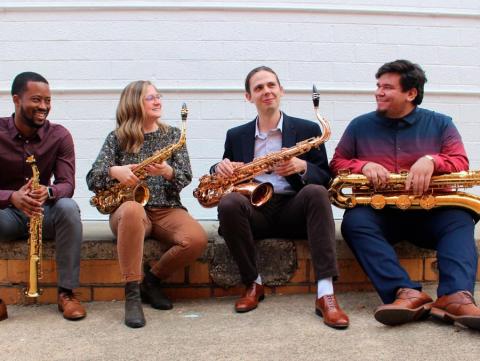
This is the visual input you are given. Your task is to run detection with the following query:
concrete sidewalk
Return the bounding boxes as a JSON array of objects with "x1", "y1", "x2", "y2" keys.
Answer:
[{"x1": 1, "y1": 285, "x2": 480, "y2": 361}]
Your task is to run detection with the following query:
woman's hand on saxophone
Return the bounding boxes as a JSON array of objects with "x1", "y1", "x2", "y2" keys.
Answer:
[
  {"x1": 405, "y1": 156, "x2": 435, "y2": 195},
  {"x1": 215, "y1": 158, "x2": 244, "y2": 178},
  {"x1": 145, "y1": 161, "x2": 174, "y2": 181},
  {"x1": 109, "y1": 165, "x2": 140, "y2": 186},
  {"x1": 362, "y1": 162, "x2": 390, "y2": 189},
  {"x1": 10, "y1": 180, "x2": 44, "y2": 217}
]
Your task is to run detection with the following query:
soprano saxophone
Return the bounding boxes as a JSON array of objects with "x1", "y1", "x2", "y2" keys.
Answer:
[
  {"x1": 193, "y1": 85, "x2": 331, "y2": 208},
  {"x1": 25, "y1": 155, "x2": 43, "y2": 298},
  {"x1": 90, "y1": 103, "x2": 188, "y2": 214},
  {"x1": 329, "y1": 170, "x2": 480, "y2": 214}
]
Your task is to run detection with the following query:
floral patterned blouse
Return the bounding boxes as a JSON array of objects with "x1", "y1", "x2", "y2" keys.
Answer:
[{"x1": 86, "y1": 126, "x2": 191, "y2": 209}]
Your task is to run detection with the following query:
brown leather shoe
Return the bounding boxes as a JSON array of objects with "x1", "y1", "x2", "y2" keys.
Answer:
[
  {"x1": 58, "y1": 292, "x2": 86, "y2": 320},
  {"x1": 0, "y1": 298, "x2": 7, "y2": 321},
  {"x1": 431, "y1": 291, "x2": 480, "y2": 330},
  {"x1": 315, "y1": 294, "x2": 349, "y2": 329},
  {"x1": 235, "y1": 283, "x2": 265, "y2": 313},
  {"x1": 374, "y1": 288, "x2": 433, "y2": 326}
]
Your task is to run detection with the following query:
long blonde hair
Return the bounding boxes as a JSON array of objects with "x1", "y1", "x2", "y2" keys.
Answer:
[{"x1": 115, "y1": 80, "x2": 166, "y2": 153}]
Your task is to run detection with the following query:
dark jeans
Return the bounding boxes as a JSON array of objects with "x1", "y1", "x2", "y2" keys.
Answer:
[
  {"x1": 341, "y1": 206, "x2": 478, "y2": 304},
  {"x1": 217, "y1": 184, "x2": 337, "y2": 285},
  {"x1": 0, "y1": 198, "x2": 83, "y2": 290}
]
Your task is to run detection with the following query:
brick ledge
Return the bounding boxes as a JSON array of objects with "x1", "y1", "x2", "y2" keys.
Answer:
[{"x1": 1, "y1": 220, "x2": 479, "y2": 305}]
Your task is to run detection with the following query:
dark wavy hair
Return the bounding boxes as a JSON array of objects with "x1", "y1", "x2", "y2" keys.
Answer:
[{"x1": 376, "y1": 60, "x2": 427, "y2": 105}]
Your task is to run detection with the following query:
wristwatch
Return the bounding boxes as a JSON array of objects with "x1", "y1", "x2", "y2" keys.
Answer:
[
  {"x1": 424, "y1": 155, "x2": 435, "y2": 165},
  {"x1": 47, "y1": 186, "x2": 54, "y2": 200}
]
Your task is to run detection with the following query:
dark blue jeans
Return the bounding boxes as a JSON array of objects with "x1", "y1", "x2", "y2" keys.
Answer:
[{"x1": 341, "y1": 206, "x2": 477, "y2": 304}]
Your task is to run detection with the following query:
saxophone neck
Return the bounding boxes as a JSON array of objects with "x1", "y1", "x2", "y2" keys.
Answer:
[
  {"x1": 312, "y1": 85, "x2": 331, "y2": 144},
  {"x1": 125, "y1": 103, "x2": 189, "y2": 177}
]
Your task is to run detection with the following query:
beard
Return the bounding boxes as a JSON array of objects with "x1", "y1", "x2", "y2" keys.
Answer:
[{"x1": 19, "y1": 106, "x2": 47, "y2": 129}]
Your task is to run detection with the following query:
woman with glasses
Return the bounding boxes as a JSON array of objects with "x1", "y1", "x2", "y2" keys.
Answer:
[{"x1": 86, "y1": 80, "x2": 207, "y2": 328}]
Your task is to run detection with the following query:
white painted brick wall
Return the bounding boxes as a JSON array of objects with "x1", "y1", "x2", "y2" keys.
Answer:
[{"x1": 0, "y1": 1, "x2": 479, "y2": 220}]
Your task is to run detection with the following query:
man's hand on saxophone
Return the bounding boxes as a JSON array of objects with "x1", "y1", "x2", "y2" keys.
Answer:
[
  {"x1": 28, "y1": 184, "x2": 49, "y2": 204},
  {"x1": 215, "y1": 158, "x2": 244, "y2": 178},
  {"x1": 361, "y1": 162, "x2": 390, "y2": 190},
  {"x1": 273, "y1": 156, "x2": 307, "y2": 177},
  {"x1": 405, "y1": 155, "x2": 435, "y2": 196},
  {"x1": 10, "y1": 179, "x2": 44, "y2": 217}
]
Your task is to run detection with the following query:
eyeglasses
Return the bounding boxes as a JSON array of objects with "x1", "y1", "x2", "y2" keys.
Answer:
[{"x1": 144, "y1": 94, "x2": 163, "y2": 102}]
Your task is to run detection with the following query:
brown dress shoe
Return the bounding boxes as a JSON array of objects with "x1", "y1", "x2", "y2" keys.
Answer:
[
  {"x1": 58, "y1": 292, "x2": 86, "y2": 320},
  {"x1": 235, "y1": 283, "x2": 265, "y2": 313},
  {"x1": 315, "y1": 294, "x2": 349, "y2": 329},
  {"x1": 431, "y1": 291, "x2": 480, "y2": 330},
  {"x1": 374, "y1": 288, "x2": 433, "y2": 326},
  {"x1": 0, "y1": 298, "x2": 8, "y2": 321}
]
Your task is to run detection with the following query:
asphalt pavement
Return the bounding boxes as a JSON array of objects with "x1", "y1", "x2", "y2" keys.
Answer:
[{"x1": 1, "y1": 285, "x2": 480, "y2": 361}]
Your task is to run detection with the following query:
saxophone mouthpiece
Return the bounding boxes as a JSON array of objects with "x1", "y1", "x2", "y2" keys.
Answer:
[
  {"x1": 312, "y1": 85, "x2": 320, "y2": 108},
  {"x1": 181, "y1": 103, "x2": 188, "y2": 121}
]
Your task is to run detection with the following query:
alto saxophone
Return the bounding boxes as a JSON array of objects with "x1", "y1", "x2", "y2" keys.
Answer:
[
  {"x1": 90, "y1": 103, "x2": 188, "y2": 214},
  {"x1": 25, "y1": 155, "x2": 43, "y2": 298},
  {"x1": 193, "y1": 85, "x2": 331, "y2": 208},
  {"x1": 329, "y1": 170, "x2": 480, "y2": 214}
]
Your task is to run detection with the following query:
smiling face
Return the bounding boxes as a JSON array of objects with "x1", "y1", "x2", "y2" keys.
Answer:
[
  {"x1": 245, "y1": 70, "x2": 284, "y2": 116},
  {"x1": 375, "y1": 72, "x2": 417, "y2": 119},
  {"x1": 13, "y1": 81, "x2": 51, "y2": 130},
  {"x1": 142, "y1": 84, "x2": 163, "y2": 123}
]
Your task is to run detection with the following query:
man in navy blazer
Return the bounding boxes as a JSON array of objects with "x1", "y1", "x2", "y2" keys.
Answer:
[{"x1": 212, "y1": 66, "x2": 349, "y2": 329}]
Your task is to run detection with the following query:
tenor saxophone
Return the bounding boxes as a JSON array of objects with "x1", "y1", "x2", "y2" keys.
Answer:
[
  {"x1": 25, "y1": 155, "x2": 43, "y2": 298},
  {"x1": 193, "y1": 85, "x2": 331, "y2": 208},
  {"x1": 90, "y1": 103, "x2": 188, "y2": 214},
  {"x1": 329, "y1": 170, "x2": 480, "y2": 214}
]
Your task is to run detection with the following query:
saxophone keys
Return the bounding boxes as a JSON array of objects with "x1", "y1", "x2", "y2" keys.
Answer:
[
  {"x1": 345, "y1": 196, "x2": 357, "y2": 208},
  {"x1": 395, "y1": 195, "x2": 412, "y2": 210},
  {"x1": 419, "y1": 194, "x2": 436, "y2": 210},
  {"x1": 371, "y1": 194, "x2": 386, "y2": 209}
]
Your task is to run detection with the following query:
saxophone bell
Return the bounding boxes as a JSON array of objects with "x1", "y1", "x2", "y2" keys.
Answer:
[
  {"x1": 329, "y1": 171, "x2": 480, "y2": 214},
  {"x1": 91, "y1": 103, "x2": 187, "y2": 214},
  {"x1": 233, "y1": 182, "x2": 274, "y2": 207},
  {"x1": 193, "y1": 89, "x2": 331, "y2": 208}
]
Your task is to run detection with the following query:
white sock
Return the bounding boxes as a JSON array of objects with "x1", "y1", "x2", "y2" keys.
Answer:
[
  {"x1": 317, "y1": 277, "x2": 334, "y2": 299},
  {"x1": 254, "y1": 274, "x2": 262, "y2": 285}
]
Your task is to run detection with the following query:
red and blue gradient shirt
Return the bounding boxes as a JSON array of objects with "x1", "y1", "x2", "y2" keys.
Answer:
[{"x1": 330, "y1": 107, "x2": 468, "y2": 175}]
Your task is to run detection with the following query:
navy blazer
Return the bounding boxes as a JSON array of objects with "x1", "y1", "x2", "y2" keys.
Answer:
[{"x1": 210, "y1": 113, "x2": 332, "y2": 191}]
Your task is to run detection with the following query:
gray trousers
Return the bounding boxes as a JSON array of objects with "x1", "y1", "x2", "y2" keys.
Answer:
[{"x1": 0, "y1": 198, "x2": 82, "y2": 289}]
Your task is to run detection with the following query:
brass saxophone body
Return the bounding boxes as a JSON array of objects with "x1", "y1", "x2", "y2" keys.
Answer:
[
  {"x1": 25, "y1": 155, "x2": 43, "y2": 298},
  {"x1": 193, "y1": 86, "x2": 331, "y2": 208},
  {"x1": 90, "y1": 103, "x2": 188, "y2": 214},
  {"x1": 329, "y1": 170, "x2": 480, "y2": 214}
]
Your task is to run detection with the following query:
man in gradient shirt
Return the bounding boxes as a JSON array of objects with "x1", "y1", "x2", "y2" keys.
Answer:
[{"x1": 330, "y1": 59, "x2": 480, "y2": 330}]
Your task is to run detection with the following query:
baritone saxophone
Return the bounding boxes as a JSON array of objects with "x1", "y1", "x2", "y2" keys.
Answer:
[
  {"x1": 329, "y1": 170, "x2": 480, "y2": 214},
  {"x1": 193, "y1": 85, "x2": 331, "y2": 208},
  {"x1": 25, "y1": 155, "x2": 43, "y2": 298}
]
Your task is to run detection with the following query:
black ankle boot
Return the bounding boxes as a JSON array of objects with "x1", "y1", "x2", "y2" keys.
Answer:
[
  {"x1": 140, "y1": 267, "x2": 173, "y2": 310},
  {"x1": 125, "y1": 282, "x2": 146, "y2": 328},
  {"x1": 0, "y1": 299, "x2": 8, "y2": 321}
]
